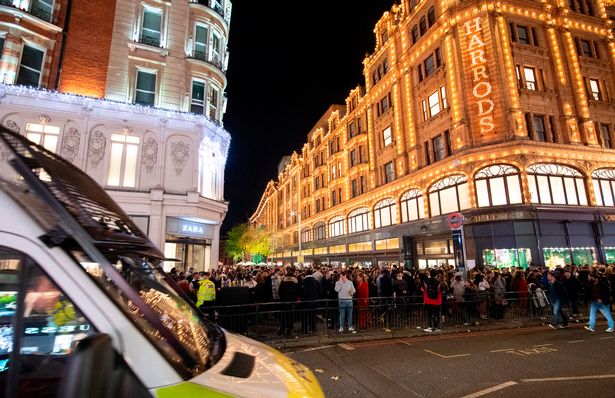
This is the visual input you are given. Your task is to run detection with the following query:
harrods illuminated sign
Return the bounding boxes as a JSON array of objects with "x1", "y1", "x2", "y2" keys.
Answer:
[{"x1": 464, "y1": 16, "x2": 495, "y2": 134}]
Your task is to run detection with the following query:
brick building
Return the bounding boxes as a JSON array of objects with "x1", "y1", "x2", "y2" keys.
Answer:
[
  {"x1": 251, "y1": 0, "x2": 615, "y2": 270},
  {"x1": 0, "y1": 0, "x2": 232, "y2": 271}
]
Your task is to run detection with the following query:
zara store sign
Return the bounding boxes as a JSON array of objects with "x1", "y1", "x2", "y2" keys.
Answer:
[{"x1": 166, "y1": 217, "x2": 211, "y2": 239}]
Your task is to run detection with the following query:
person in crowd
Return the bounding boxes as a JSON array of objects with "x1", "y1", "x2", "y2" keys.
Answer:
[
  {"x1": 562, "y1": 268, "x2": 581, "y2": 321},
  {"x1": 356, "y1": 272, "x2": 370, "y2": 330},
  {"x1": 300, "y1": 270, "x2": 321, "y2": 334},
  {"x1": 546, "y1": 271, "x2": 569, "y2": 329},
  {"x1": 584, "y1": 270, "x2": 614, "y2": 333},
  {"x1": 492, "y1": 272, "x2": 507, "y2": 320},
  {"x1": 278, "y1": 268, "x2": 300, "y2": 336},
  {"x1": 422, "y1": 269, "x2": 442, "y2": 332},
  {"x1": 335, "y1": 271, "x2": 356, "y2": 333},
  {"x1": 511, "y1": 270, "x2": 529, "y2": 313},
  {"x1": 476, "y1": 274, "x2": 490, "y2": 320},
  {"x1": 271, "y1": 268, "x2": 282, "y2": 302},
  {"x1": 463, "y1": 280, "x2": 480, "y2": 326},
  {"x1": 195, "y1": 272, "x2": 216, "y2": 317}
]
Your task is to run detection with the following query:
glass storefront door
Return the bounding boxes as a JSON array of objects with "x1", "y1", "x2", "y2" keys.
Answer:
[{"x1": 164, "y1": 238, "x2": 211, "y2": 272}]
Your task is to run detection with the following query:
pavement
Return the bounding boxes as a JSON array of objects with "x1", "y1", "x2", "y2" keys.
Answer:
[{"x1": 265, "y1": 317, "x2": 553, "y2": 350}]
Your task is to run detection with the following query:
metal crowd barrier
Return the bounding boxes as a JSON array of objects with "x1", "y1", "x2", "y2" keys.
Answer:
[{"x1": 203, "y1": 294, "x2": 591, "y2": 341}]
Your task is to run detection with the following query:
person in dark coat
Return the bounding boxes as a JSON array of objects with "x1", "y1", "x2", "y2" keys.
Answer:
[
  {"x1": 278, "y1": 268, "x2": 301, "y2": 336},
  {"x1": 547, "y1": 271, "x2": 569, "y2": 329},
  {"x1": 300, "y1": 270, "x2": 322, "y2": 334}
]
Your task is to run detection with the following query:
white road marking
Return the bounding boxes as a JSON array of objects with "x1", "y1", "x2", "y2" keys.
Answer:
[
  {"x1": 521, "y1": 374, "x2": 615, "y2": 382},
  {"x1": 338, "y1": 343, "x2": 355, "y2": 350},
  {"x1": 567, "y1": 340, "x2": 585, "y2": 343},
  {"x1": 397, "y1": 339, "x2": 413, "y2": 346},
  {"x1": 599, "y1": 336, "x2": 615, "y2": 340},
  {"x1": 424, "y1": 349, "x2": 470, "y2": 359},
  {"x1": 461, "y1": 381, "x2": 518, "y2": 398},
  {"x1": 490, "y1": 348, "x2": 515, "y2": 352},
  {"x1": 291, "y1": 345, "x2": 336, "y2": 354},
  {"x1": 532, "y1": 344, "x2": 554, "y2": 347}
]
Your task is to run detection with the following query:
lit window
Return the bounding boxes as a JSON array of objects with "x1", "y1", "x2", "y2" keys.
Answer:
[
  {"x1": 474, "y1": 164, "x2": 523, "y2": 207},
  {"x1": 592, "y1": 169, "x2": 615, "y2": 207},
  {"x1": 382, "y1": 126, "x2": 392, "y2": 146},
  {"x1": 347, "y1": 208, "x2": 369, "y2": 234},
  {"x1": 108, "y1": 134, "x2": 140, "y2": 188},
  {"x1": 428, "y1": 91, "x2": 441, "y2": 116},
  {"x1": 208, "y1": 86, "x2": 219, "y2": 120},
  {"x1": 421, "y1": 100, "x2": 428, "y2": 121},
  {"x1": 194, "y1": 25, "x2": 208, "y2": 61},
  {"x1": 191, "y1": 80, "x2": 205, "y2": 114},
  {"x1": 17, "y1": 45, "x2": 44, "y2": 87},
  {"x1": 400, "y1": 189, "x2": 425, "y2": 222},
  {"x1": 527, "y1": 164, "x2": 587, "y2": 206},
  {"x1": 374, "y1": 198, "x2": 396, "y2": 228},
  {"x1": 328, "y1": 216, "x2": 345, "y2": 237},
  {"x1": 135, "y1": 70, "x2": 156, "y2": 106},
  {"x1": 524, "y1": 67, "x2": 537, "y2": 90},
  {"x1": 440, "y1": 86, "x2": 447, "y2": 108},
  {"x1": 141, "y1": 8, "x2": 162, "y2": 47},
  {"x1": 589, "y1": 79, "x2": 601, "y2": 101},
  {"x1": 428, "y1": 175, "x2": 470, "y2": 217},
  {"x1": 25, "y1": 123, "x2": 60, "y2": 152}
]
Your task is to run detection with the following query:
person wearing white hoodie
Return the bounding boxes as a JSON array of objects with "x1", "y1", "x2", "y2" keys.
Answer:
[{"x1": 335, "y1": 272, "x2": 356, "y2": 333}]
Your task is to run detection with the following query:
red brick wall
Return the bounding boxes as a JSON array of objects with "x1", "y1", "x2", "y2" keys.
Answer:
[{"x1": 58, "y1": 0, "x2": 117, "y2": 98}]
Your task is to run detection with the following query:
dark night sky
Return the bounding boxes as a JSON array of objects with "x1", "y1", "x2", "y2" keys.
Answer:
[{"x1": 222, "y1": 0, "x2": 396, "y2": 233}]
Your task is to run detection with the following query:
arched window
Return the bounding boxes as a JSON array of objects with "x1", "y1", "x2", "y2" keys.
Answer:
[
  {"x1": 474, "y1": 164, "x2": 523, "y2": 207},
  {"x1": 347, "y1": 208, "x2": 370, "y2": 234},
  {"x1": 527, "y1": 164, "x2": 587, "y2": 205},
  {"x1": 328, "y1": 216, "x2": 345, "y2": 238},
  {"x1": 592, "y1": 168, "x2": 615, "y2": 206},
  {"x1": 428, "y1": 175, "x2": 470, "y2": 216},
  {"x1": 400, "y1": 189, "x2": 425, "y2": 222},
  {"x1": 374, "y1": 198, "x2": 397, "y2": 228},
  {"x1": 313, "y1": 222, "x2": 326, "y2": 241},
  {"x1": 301, "y1": 227, "x2": 312, "y2": 243}
]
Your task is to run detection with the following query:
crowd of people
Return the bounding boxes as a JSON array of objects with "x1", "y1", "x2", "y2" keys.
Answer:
[{"x1": 168, "y1": 262, "x2": 615, "y2": 336}]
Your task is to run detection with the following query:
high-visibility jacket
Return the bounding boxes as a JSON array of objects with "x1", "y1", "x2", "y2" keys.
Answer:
[{"x1": 196, "y1": 279, "x2": 216, "y2": 307}]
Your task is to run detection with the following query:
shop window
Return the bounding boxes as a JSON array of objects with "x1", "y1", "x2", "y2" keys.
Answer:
[
  {"x1": 25, "y1": 122, "x2": 60, "y2": 152},
  {"x1": 483, "y1": 248, "x2": 532, "y2": 269},
  {"x1": 347, "y1": 208, "x2": 369, "y2": 234},
  {"x1": 107, "y1": 134, "x2": 140, "y2": 188},
  {"x1": 527, "y1": 163, "x2": 587, "y2": 206},
  {"x1": 0, "y1": 247, "x2": 96, "y2": 397},
  {"x1": 17, "y1": 44, "x2": 44, "y2": 87},
  {"x1": 374, "y1": 198, "x2": 396, "y2": 228},
  {"x1": 592, "y1": 168, "x2": 615, "y2": 206},
  {"x1": 428, "y1": 174, "x2": 470, "y2": 217},
  {"x1": 313, "y1": 222, "x2": 326, "y2": 241},
  {"x1": 474, "y1": 164, "x2": 523, "y2": 207},
  {"x1": 400, "y1": 188, "x2": 425, "y2": 222},
  {"x1": 543, "y1": 247, "x2": 596, "y2": 267},
  {"x1": 301, "y1": 228, "x2": 311, "y2": 243},
  {"x1": 328, "y1": 216, "x2": 345, "y2": 237}
]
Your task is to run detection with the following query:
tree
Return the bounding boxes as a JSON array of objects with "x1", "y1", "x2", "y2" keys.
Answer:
[
  {"x1": 224, "y1": 224, "x2": 275, "y2": 263},
  {"x1": 225, "y1": 223, "x2": 248, "y2": 262}
]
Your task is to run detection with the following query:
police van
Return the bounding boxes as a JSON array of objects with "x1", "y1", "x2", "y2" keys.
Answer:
[{"x1": 0, "y1": 127, "x2": 324, "y2": 398}]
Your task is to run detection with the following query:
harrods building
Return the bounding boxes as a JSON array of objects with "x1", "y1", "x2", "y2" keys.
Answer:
[{"x1": 251, "y1": 0, "x2": 615, "y2": 270}]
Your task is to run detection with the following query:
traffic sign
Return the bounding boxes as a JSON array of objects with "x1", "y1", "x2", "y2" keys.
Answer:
[{"x1": 447, "y1": 212, "x2": 464, "y2": 230}]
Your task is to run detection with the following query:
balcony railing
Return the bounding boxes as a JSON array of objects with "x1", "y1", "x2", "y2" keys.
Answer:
[
  {"x1": 192, "y1": 0, "x2": 225, "y2": 20},
  {"x1": 188, "y1": 50, "x2": 226, "y2": 74},
  {"x1": 138, "y1": 34, "x2": 161, "y2": 48},
  {"x1": 0, "y1": 0, "x2": 56, "y2": 24}
]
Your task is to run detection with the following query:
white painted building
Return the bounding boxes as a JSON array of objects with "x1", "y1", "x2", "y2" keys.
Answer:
[{"x1": 0, "y1": 0, "x2": 232, "y2": 271}]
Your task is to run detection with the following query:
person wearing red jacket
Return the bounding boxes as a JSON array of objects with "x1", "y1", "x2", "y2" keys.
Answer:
[
  {"x1": 422, "y1": 269, "x2": 443, "y2": 332},
  {"x1": 356, "y1": 273, "x2": 370, "y2": 330}
]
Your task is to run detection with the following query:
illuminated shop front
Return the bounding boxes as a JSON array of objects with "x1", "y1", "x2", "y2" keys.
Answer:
[
  {"x1": 416, "y1": 238, "x2": 456, "y2": 269},
  {"x1": 543, "y1": 247, "x2": 597, "y2": 268},
  {"x1": 164, "y1": 218, "x2": 213, "y2": 272},
  {"x1": 482, "y1": 248, "x2": 532, "y2": 269}
]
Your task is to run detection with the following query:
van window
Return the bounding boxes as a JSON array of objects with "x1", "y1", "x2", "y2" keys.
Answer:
[{"x1": 0, "y1": 247, "x2": 95, "y2": 398}]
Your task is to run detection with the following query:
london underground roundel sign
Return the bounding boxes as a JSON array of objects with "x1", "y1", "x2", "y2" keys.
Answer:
[{"x1": 447, "y1": 212, "x2": 464, "y2": 230}]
